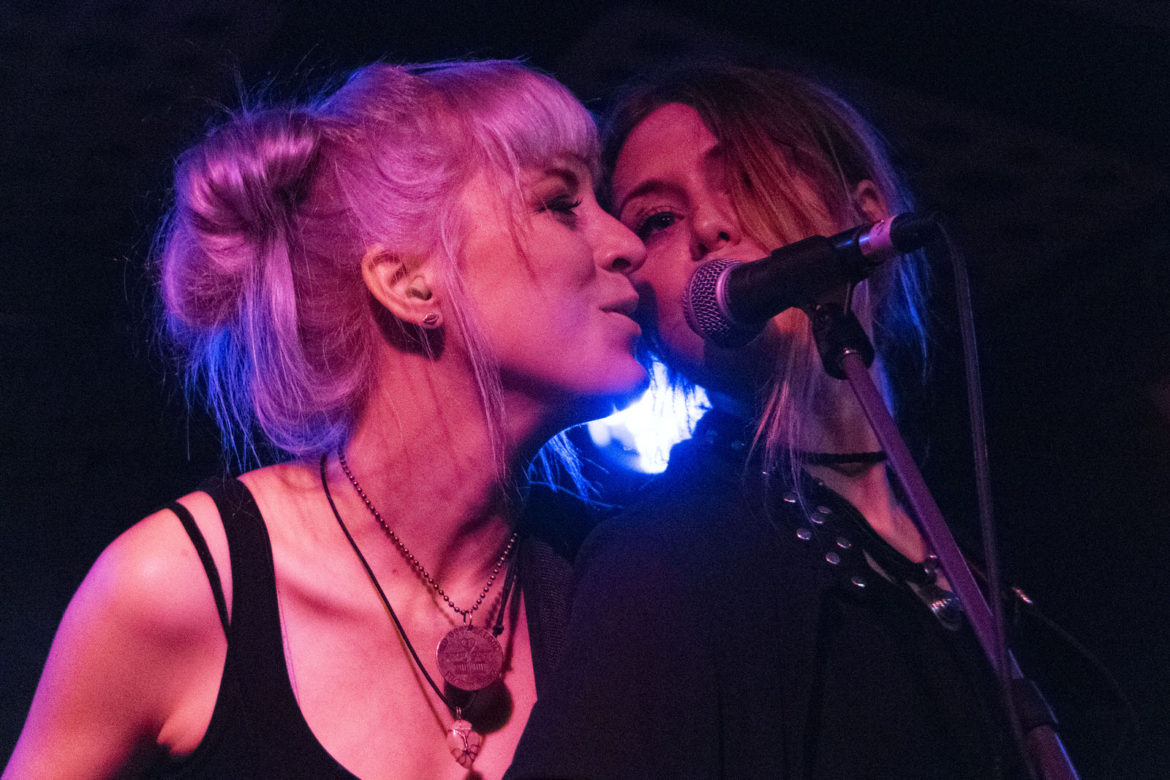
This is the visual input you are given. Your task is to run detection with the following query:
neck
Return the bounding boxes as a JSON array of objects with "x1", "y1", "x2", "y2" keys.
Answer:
[
  {"x1": 333, "y1": 354, "x2": 530, "y2": 595},
  {"x1": 795, "y1": 366, "x2": 926, "y2": 562},
  {"x1": 802, "y1": 380, "x2": 884, "y2": 455}
]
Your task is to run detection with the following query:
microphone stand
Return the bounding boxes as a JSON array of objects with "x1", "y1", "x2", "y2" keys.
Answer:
[{"x1": 805, "y1": 300, "x2": 1078, "y2": 780}]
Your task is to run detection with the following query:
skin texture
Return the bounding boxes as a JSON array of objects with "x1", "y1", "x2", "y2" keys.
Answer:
[
  {"x1": 460, "y1": 160, "x2": 648, "y2": 441},
  {"x1": 4, "y1": 160, "x2": 646, "y2": 780},
  {"x1": 612, "y1": 102, "x2": 800, "y2": 403}
]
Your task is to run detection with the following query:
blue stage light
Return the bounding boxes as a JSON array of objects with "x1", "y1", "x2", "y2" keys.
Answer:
[{"x1": 587, "y1": 361, "x2": 709, "y2": 473}]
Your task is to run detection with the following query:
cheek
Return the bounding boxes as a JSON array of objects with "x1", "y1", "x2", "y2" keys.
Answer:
[
  {"x1": 637, "y1": 242, "x2": 691, "y2": 308},
  {"x1": 634, "y1": 255, "x2": 705, "y2": 367}
]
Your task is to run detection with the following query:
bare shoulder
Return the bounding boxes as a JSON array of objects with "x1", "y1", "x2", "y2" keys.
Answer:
[
  {"x1": 103, "y1": 491, "x2": 233, "y2": 632},
  {"x1": 4, "y1": 492, "x2": 232, "y2": 776},
  {"x1": 237, "y1": 461, "x2": 333, "y2": 552},
  {"x1": 55, "y1": 491, "x2": 234, "y2": 695},
  {"x1": 237, "y1": 460, "x2": 320, "y2": 510}
]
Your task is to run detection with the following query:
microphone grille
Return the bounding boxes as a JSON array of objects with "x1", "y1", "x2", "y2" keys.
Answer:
[{"x1": 683, "y1": 259, "x2": 759, "y2": 348}]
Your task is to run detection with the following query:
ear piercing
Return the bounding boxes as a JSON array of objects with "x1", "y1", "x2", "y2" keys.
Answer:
[{"x1": 422, "y1": 312, "x2": 441, "y2": 328}]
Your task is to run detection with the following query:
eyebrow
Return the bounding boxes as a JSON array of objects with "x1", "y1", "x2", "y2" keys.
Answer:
[
  {"x1": 615, "y1": 178, "x2": 682, "y2": 220},
  {"x1": 537, "y1": 165, "x2": 584, "y2": 193}
]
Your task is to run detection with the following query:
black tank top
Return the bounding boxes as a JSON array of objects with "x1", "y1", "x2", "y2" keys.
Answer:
[
  {"x1": 156, "y1": 477, "x2": 356, "y2": 778},
  {"x1": 153, "y1": 476, "x2": 582, "y2": 779}
]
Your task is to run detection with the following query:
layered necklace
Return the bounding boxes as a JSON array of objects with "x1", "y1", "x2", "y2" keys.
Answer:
[{"x1": 321, "y1": 452, "x2": 520, "y2": 768}]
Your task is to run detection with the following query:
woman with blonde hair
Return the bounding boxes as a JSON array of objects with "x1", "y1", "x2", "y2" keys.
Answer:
[
  {"x1": 508, "y1": 62, "x2": 1032, "y2": 778},
  {"x1": 6, "y1": 59, "x2": 646, "y2": 778}
]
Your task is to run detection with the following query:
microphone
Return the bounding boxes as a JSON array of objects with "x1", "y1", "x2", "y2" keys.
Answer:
[{"x1": 682, "y1": 212, "x2": 938, "y2": 348}]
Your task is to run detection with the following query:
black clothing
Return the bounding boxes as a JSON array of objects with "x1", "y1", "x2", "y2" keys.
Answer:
[
  {"x1": 156, "y1": 477, "x2": 582, "y2": 779},
  {"x1": 508, "y1": 409, "x2": 1025, "y2": 779}
]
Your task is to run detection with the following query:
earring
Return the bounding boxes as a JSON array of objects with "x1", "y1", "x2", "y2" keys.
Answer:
[{"x1": 421, "y1": 312, "x2": 441, "y2": 329}]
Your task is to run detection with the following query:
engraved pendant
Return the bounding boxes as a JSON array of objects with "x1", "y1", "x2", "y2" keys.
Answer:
[
  {"x1": 436, "y1": 624, "x2": 504, "y2": 691},
  {"x1": 447, "y1": 718, "x2": 483, "y2": 768}
]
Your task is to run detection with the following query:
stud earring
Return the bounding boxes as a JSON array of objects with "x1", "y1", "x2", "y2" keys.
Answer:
[{"x1": 421, "y1": 312, "x2": 441, "y2": 329}]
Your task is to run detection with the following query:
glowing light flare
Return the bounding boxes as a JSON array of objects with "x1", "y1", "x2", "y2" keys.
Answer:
[{"x1": 587, "y1": 361, "x2": 709, "y2": 473}]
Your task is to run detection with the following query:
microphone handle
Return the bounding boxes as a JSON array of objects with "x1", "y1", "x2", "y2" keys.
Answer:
[
  {"x1": 724, "y1": 233, "x2": 870, "y2": 324},
  {"x1": 724, "y1": 212, "x2": 938, "y2": 325}
]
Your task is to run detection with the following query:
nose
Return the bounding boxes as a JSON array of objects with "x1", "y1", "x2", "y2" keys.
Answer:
[
  {"x1": 597, "y1": 210, "x2": 647, "y2": 277},
  {"x1": 692, "y1": 192, "x2": 740, "y2": 258}
]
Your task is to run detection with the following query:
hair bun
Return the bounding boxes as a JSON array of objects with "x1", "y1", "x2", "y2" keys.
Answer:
[
  {"x1": 183, "y1": 107, "x2": 320, "y2": 241},
  {"x1": 162, "y1": 107, "x2": 321, "y2": 328}
]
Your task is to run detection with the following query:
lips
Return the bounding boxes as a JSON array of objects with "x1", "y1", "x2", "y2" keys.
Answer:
[
  {"x1": 602, "y1": 299, "x2": 643, "y2": 342},
  {"x1": 602, "y1": 294, "x2": 640, "y2": 318}
]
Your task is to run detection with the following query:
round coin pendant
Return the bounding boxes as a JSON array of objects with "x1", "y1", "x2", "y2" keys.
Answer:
[{"x1": 436, "y1": 624, "x2": 504, "y2": 691}]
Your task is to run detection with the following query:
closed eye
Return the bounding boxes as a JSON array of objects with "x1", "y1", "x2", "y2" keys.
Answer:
[{"x1": 541, "y1": 194, "x2": 582, "y2": 225}]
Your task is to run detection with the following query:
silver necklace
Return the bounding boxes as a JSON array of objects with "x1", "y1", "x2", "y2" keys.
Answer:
[
  {"x1": 337, "y1": 449, "x2": 517, "y2": 692},
  {"x1": 323, "y1": 455, "x2": 519, "y2": 768}
]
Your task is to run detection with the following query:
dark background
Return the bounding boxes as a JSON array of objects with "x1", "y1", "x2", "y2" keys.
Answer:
[{"x1": 3, "y1": 1, "x2": 1168, "y2": 776}]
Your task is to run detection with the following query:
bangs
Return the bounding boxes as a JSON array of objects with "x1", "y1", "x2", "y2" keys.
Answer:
[
  {"x1": 490, "y1": 72, "x2": 600, "y2": 178},
  {"x1": 419, "y1": 60, "x2": 600, "y2": 182}
]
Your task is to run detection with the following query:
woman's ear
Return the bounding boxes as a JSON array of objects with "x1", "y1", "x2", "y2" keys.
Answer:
[
  {"x1": 361, "y1": 245, "x2": 443, "y2": 329},
  {"x1": 852, "y1": 180, "x2": 889, "y2": 224}
]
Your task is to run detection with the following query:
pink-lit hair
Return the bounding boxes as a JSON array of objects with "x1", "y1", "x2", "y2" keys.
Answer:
[{"x1": 157, "y1": 60, "x2": 599, "y2": 475}]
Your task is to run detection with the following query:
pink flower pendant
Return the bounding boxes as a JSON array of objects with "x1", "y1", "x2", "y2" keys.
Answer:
[{"x1": 447, "y1": 718, "x2": 483, "y2": 768}]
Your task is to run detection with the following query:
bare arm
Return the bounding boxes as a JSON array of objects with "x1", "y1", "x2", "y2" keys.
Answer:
[{"x1": 4, "y1": 499, "x2": 229, "y2": 779}]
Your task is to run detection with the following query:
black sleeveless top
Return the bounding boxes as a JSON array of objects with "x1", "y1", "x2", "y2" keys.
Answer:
[
  {"x1": 155, "y1": 478, "x2": 356, "y2": 778},
  {"x1": 154, "y1": 477, "x2": 581, "y2": 779}
]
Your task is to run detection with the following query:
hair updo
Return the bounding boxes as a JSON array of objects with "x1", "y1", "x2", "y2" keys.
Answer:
[{"x1": 157, "y1": 60, "x2": 600, "y2": 467}]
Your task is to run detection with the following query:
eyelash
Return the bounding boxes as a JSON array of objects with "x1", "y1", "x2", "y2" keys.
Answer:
[
  {"x1": 541, "y1": 195, "x2": 582, "y2": 218},
  {"x1": 631, "y1": 207, "x2": 680, "y2": 241}
]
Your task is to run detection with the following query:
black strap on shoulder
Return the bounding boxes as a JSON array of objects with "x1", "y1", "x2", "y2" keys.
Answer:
[
  {"x1": 195, "y1": 475, "x2": 356, "y2": 777},
  {"x1": 167, "y1": 500, "x2": 231, "y2": 635}
]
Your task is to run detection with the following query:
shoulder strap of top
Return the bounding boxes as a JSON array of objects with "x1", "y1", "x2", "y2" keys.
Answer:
[
  {"x1": 159, "y1": 477, "x2": 357, "y2": 778},
  {"x1": 201, "y1": 476, "x2": 357, "y2": 777},
  {"x1": 197, "y1": 476, "x2": 292, "y2": 710},
  {"x1": 167, "y1": 500, "x2": 230, "y2": 634}
]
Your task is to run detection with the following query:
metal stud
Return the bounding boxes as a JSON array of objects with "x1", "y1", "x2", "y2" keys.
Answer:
[
  {"x1": 796, "y1": 527, "x2": 813, "y2": 541},
  {"x1": 825, "y1": 551, "x2": 841, "y2": 565},
  {"x1": 851, "y1": 575, "x2": 868, "y2": 589},
  {"x1": 836, "y1": 536, "x2": 852, "y2": 550},
  {"x1": 809, "y1": 502, "x2": 837, "y2": 528}
]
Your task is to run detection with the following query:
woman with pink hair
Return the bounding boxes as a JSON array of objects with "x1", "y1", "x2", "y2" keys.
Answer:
[{"x1": 6, "y1": 60, "x2": 646, "y2": 778}]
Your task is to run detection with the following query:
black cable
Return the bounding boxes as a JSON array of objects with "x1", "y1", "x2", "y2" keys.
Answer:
[{"x1": 938, "y1": 221, "x2": 1027, "y2": 769}]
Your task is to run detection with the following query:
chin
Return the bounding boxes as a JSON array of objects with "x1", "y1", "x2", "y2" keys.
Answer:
[
  {"x1": 575, "y1": 365, "x2": 651, "y2": 423},
  {"x1": 610, "y1": 368, "x2": 652, "y2": 409},
  {"x1": 618, "y1": 356, "x2": 652, "y2": 393}
]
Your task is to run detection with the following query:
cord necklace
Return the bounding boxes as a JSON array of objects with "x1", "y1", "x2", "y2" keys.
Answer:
[
  {"x1": 321, "y1": 453, "x2": 519, "y2": 768},
  {"x1": 338, "y1": 448, "x2": 517, "y2": 691}
]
